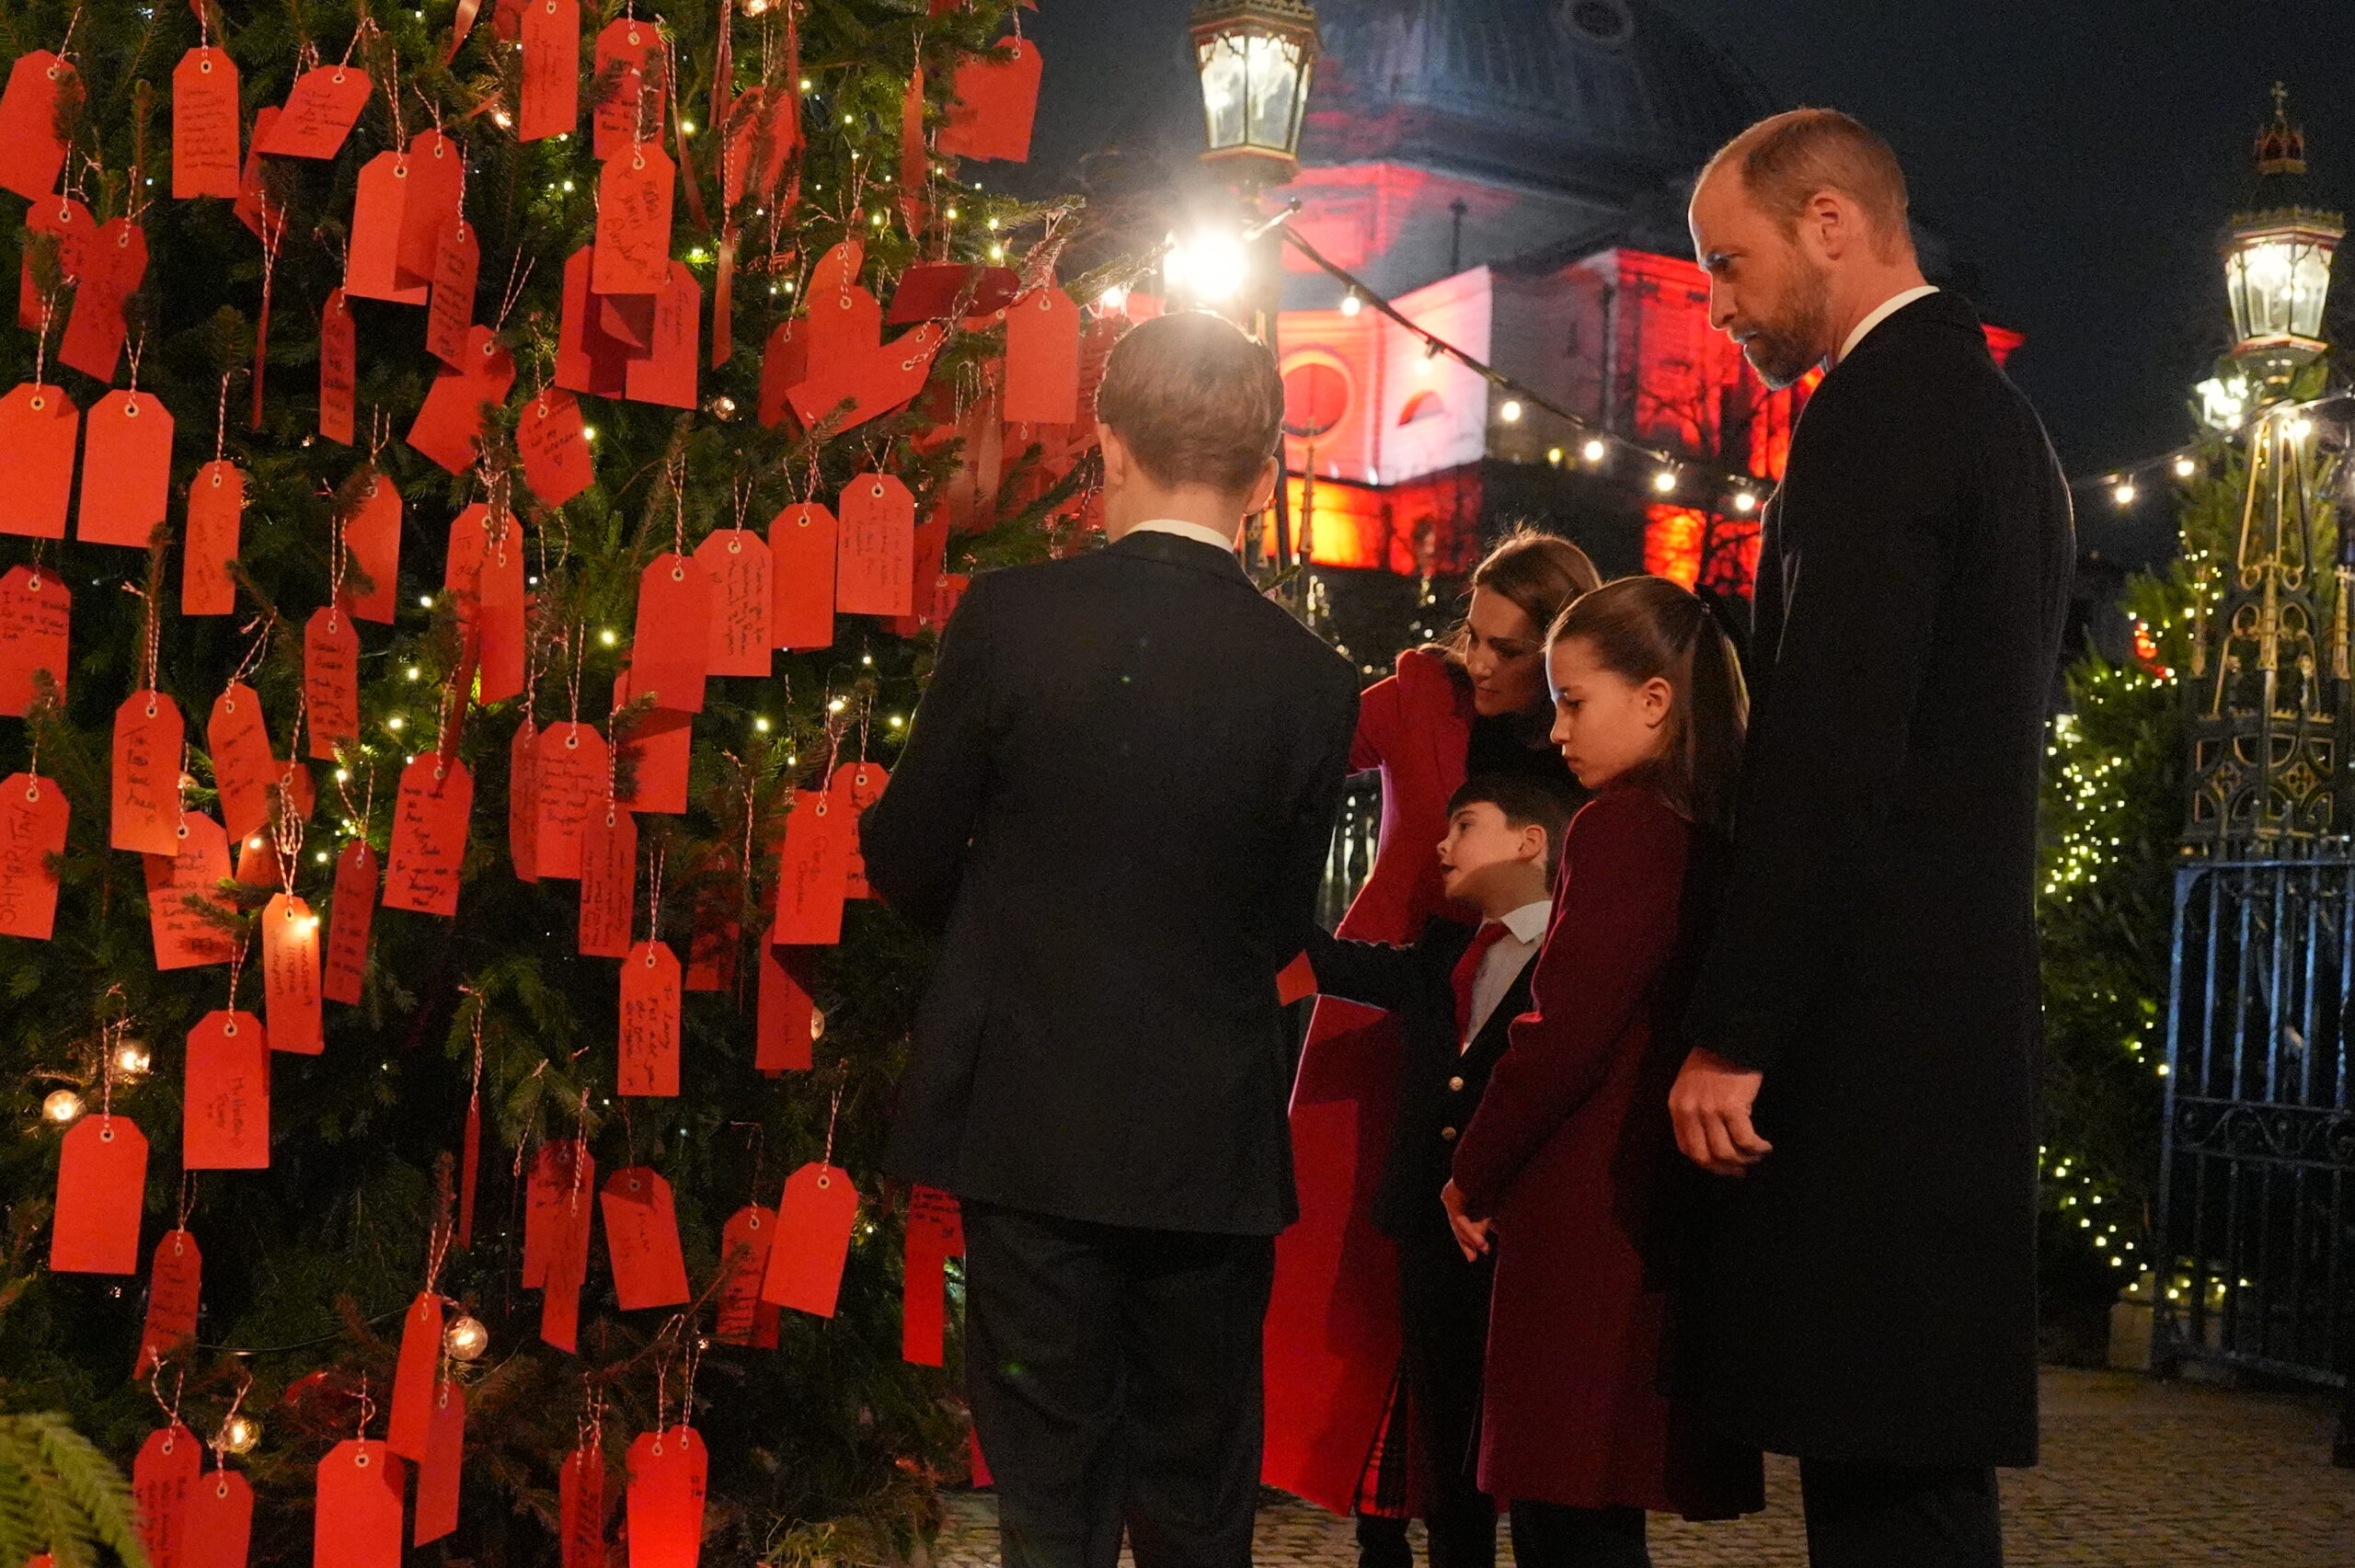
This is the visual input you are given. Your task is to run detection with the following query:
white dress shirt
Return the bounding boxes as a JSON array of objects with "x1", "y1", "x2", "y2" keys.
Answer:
[
  {"x1": 1464, "y1": 898, "x2": 1553, "y2": 1048},
  {"x1": 1128, "y1": 517, "x2": 1243, "y2": 552},
  {"x1": 1837, "y1": 283, "x2": 1940, "y2": 364}
]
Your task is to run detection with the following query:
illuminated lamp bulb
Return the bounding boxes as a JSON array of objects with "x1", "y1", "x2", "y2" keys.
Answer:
[
  {"x1": 2173, "y1": 454, "x2": 2199, "y2": 479},
  {"x1": 113, "y1": 1039, "x2": 152, "y2": 1077},
  {"x1": 1096, "y1": 284, "x2": 1130, "y2": 314},
  {"x1": 1499, "y1": 399, "x2": 1523, "y2": 423},
  {"x1": 2112, "y1": 481, "x2": 2137, "y2": 507},
  {"x1": 1339, "y1": 289, "x2": 1362, "y2": 317},
  {"x1": 218, "y1": 1413, "x2": 261, "y2": 1455},
  {"x1": 442, "y1": 1315, "x2": 489, "y2": 1362},
  {"x1": 2288, "y1": 416, "x2": 2314, "y2": 441},
  {"x1": 810, "y1": 1008, "x2": 827, "y2": 1042},
  {"x1": 1651, "y1": 468, "x2": 1678, "y2": 494},
  {"x1": 1732, "y1": 490, "x2": 1759, "y2": 513},
  {"x1": 1581, "y1": 438, "x2": 1607, "y2": 464},
  {"x1": 42, "y1": 1089, "x2": 84, "y2": 1124},
  {"x1": 1546, "y1": 447, "x2": 1564, "y2": 465}
]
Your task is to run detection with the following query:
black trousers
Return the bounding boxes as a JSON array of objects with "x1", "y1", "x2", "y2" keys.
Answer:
[
  {"x1": 963, "y1": 1202, "x2": 1276, "y2": 1568},
  {"x1": 1798, "y1": 1459, "x2": 2003, "y2": 1568},
  {"x1": 1508, "y1": 1501, "x2": 1648, "y2": 1568},
  {"x1": 1355, "y1": 1229, "x2": 1498, "y2": 1568}
]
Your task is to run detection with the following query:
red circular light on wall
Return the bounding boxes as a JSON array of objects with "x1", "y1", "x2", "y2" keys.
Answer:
[{"x1": 1281, "y1": 357, "x2": 1350, "y2": 441}]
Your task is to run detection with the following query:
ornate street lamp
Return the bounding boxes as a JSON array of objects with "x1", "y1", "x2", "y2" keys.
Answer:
[
  {"x1": 2219, "y1": 85, "x2": 2342, "y2": 395},
  {"x1": 1190, "y1": 0, "x2": 1321, "y2": 192}
]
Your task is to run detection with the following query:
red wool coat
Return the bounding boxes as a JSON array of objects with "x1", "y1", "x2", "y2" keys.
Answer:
[
  {"x1": 1451, "y1": 786, "x2": 1763, "y2": 1518},
  {"x1": 1262, "y1": 647, "x2": 1470, "y2": 1512}
]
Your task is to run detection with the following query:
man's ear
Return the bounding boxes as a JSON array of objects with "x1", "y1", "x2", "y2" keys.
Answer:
[
  {"x1": 1098, "y1": 423, "x2": 1128, "y2": 490},
  {"x1": 1240, "y1": 454, "x2": 1280, "y2": 517},
  {"x1": 1802, "y1": 189, "x2": 1851, "y2": 263}
]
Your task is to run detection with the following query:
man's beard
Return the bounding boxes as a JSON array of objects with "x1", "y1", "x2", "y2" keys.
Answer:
[{"x1": 1740, "y1": 263, "x2": 1833, "y2": 390}]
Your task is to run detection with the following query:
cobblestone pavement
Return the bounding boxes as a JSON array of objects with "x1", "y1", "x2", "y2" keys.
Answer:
[{"x1": 936, "y1": 1369, "x2": 2355, "y2": 1565}]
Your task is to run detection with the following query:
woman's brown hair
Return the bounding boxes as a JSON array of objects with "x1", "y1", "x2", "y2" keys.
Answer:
[
  {"x1": 1547, "y1": 576, "x2": 1749, "y2": 837},
  {"x1": 1443, "y1": 526, "x2": 1603, "y2": 670}
]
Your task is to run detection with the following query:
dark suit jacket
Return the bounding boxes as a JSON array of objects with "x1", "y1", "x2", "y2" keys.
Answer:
[
  {"x1": 1303, "y1": 916, "x2": 1536, "y2": 1242},
  {"x1": 1681, "y1": 291, "x2": 2074, "y2": 1468},
  {"x1": 863, "y1": 529, "x2": 1360, "y2": 1235}
]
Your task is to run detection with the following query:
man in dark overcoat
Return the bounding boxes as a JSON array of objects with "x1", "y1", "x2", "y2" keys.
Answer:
[{"x1": 1671, "y1": 109, "x2": 2074, "y2": 1567}]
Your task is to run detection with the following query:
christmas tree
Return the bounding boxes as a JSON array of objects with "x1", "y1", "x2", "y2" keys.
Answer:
[{"x1": 0, "y1": 2, "x2": 1115, "y2": 1562}]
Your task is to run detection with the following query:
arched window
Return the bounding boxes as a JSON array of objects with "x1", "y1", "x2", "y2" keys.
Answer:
[{"x1": 1396, "y1": 390, "x2": 1446, "y2": 426}]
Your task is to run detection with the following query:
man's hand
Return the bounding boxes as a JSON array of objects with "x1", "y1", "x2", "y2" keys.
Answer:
[
  {"x1": 1439, "y1": 1179, "x2": 1493, "y2": 1263},
  {"x1": 1670, "y1": 1047, "x2": 1774, "y2": 1177}
]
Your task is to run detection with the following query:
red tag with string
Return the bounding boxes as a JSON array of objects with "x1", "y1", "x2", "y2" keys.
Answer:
[
  {"x1": 145, "y1": 813, "x2": 235, "y2": 970},
  {"x1": 754, "y1": 317, "x2": 807, "y2": 429},
  {"x1": 578, "y1": 798, "x2": 637, "y2": 957},
  {"x1": 771, "y1": 791, "x2": 849, "y2": 945},
  {"x1": 522, "y1": 1139, "x2": 580, "y2": 1288},
  {"x1": 682, "y1": 862, "x2": 739, "y2": 993},
  {"x1": 475, "y1": 514, "x2": 527, "y2": 704},
  {"x1": 902, "y1": 1235, "x2": 947, "y2": 1367},
  {"x1": 695, "y1": 528, "x2": 772, "y2": 677},
  {"x1": 555, "y1": 246, "x2": 631, "y2": 398},
  {"x1": 386, "y1": 1291, "x2": 442, "y2": 1461},
  {"x1": 384, "y1": 754, "x2": 472, "y2": 916},
  {"x1": 113, "y1": 692, "x2": 186, "y2": 856},
  {"x1": 594, "y1": 144, "x2": 674, "y2": 296},
  {"x1": 761, "y1": 1162, "x2": 858, "y2": 1317},
  {"x1": 234, "y1": 108, "x2": 283, "y2": 239},
  {"x1": 51, "y1": 1114, "x2": 149, "y2": 1274},
  {"x1": 427, "y1": 218, "x2": 479, "y2": 364},
  {"x1": 632, "y1": 554, "x2": 710, "y2": 713},
  {"x1": 76, "y1": 391, "x2": 174, "y2": 547},
  {"x1": 510, "y1": 719, "x2": 542, "y2": 882},
  {"x1": 559, "y1": 1442, "x2": 608, "y2": 1568},
  {"x1": 395, "y1": 130, "x2": 464, "y2": 283},
  {"x1": 134, "y1": 1423, "x2": 201, "y2": 1568},
  {"x1": 714, "y1": 1205, "x2": 777, "y2": 1345},
  {"x1": 1005, "y1": 284, "x2": 1081, "y2": 424},
  {"x1": 625, "y1": 1427, "x2": 707, "y2": 1568},
  {"x1": 755, "y1": 944, "x2": 815, "y2": 1074},
  {"x1": 0, "y1": 564, "x2": 70, "y2": 715},
  {"x1": 443, "y1": 501, "x2": 494, "y2": 590},
  {"x1": 836, "y1": 475, "x2": 916, "y2": 617},
  {"x1": 624, "y1": 262, "x2": 700, "y2": 409},
  {"x1": 786, "y1": 322, "x2": 943, "y2": 437},
  {"x1": 0, "y1": 52, "x2": 76, "y2": 200},
  {"x1": 136, "y1": 1229, "x2": 202, "y2": 1378},
  {"x1": 324, "y1": 840, "x2": 376, "y2": 1003},
  {"x1": 891, "y1": 511, "x2": 952, "y2": 635},
  {"x1": 346, "y1": 473, "x2": 403, "y2": 624},
  {"x1": 183, "y1": 1010, "x2": 268, "y2": 1169},
  {"x1": 619, "y1": 941, "x2": 683, "y2": 1096},
  {"x1": 830, "y1": 761, "x2": 889, "y2": 899},
  {"x1": 208, "y1": 681, "x2": 277, "y2": 844},
  {"x1": 592, "y1": 17, "x2": 661, "y2": 160},
  {"x1": 346, "y1": 153, "x2": 428, "y2": 304},
  {"x1": 319, "y1": 291, "x2": 356, "y2": 445},
  {"x1": 304, "y1": 607, "x2": 360, "y2": 761},
  {"x1": 173, "y1": 48, "x2": 243, "y2": 199},
  {"x1": 939, "y1": 37, "x2": 1041, "y2": 162},
  {"x1": 0, "y1": 383, "x2": 79, "y2": 538},
  {"x1": 18, "y1": 195, "x2": 94, "y2": 329},
  {"x1": 609, "y1": 667, "x2": 691, "y2": 818},
  {"x1": 276, "y1": 760, "x2": 317, "y2": 824},
  {"x1": 262, "y1": 892, "x2": 323, "y2": 1055},
  {"x1": 185, "y1": 1468, "x2": 252, "y2": 1568},
  {"x1": 58, "y1": 219, "x2": 148, "y2": 382},
  {"x1": 520, "y1": 388, "x2": 593, "y2": 508},
  {"x1": 183, "y1": 463, "x2": 244, "y2": 617},
  {"x1": 0, "y1": 773, "x2": 67, "y2": 941},
  {"x1": 601, "y1": 1166, "x2": 690, "y2": 1309},
  {"x1": 805, "y1": 241, "x2": 879, "y2": 371},
  {"x1": 258, "y1": 65, "x2": 372, "y2": 159},
  {"x1": 313, "y1": 1440, "x2": 405, "y2": 1568},
  {"x1": 534, "y1": 723, "x2": 608, "y2": 878},
  {"x1": 722, "y1": 88, "x2": 797, "y2": 209},
  {"x1": 412, "y1": 1379, "x2": 465, "y2": 1546},
  {"x1": 541, "y1": 1148, "x2": 596, "y2": 1353},
  {"x1": 408, "y1": 324, "x2": 515, "y2": 474},
  {"x1": 767, "y1": 503, "x2": 836, "y2": 649},
  {"x1": 519, "y1": 0, "x2": 582, "y2": 142}
]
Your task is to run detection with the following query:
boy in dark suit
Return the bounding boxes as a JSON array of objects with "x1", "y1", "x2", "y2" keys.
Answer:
[{"x1": 1304, "y1": 775, "x2": 1580, "y2": 1568}]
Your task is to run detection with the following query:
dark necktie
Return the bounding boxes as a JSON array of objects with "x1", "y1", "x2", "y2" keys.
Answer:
[{"x1": 1450, "y1": 921, "x2": 1511, "y2": 1046}]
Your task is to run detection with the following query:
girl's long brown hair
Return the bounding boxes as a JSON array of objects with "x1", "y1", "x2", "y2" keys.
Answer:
[
  {"x1": 1443, "y1": 526, "x2": 1602, "y2": 675},
  {"x1": 1548, "y1": 576, "x2": 1749, "y2": 837}
]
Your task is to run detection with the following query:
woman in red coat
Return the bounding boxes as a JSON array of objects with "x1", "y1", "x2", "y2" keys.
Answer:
[
  {"x1": 1445, "y1": 577, "x2": 1763, "y2": 1563},
  {"x1": 1263, "y1": 529, "x2": 1598, "y2": 1556}
]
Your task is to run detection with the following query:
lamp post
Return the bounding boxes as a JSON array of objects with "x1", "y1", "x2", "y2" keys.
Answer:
[{"x1": 2221, "y1": 84, "x2": 2342, "y2": 398}]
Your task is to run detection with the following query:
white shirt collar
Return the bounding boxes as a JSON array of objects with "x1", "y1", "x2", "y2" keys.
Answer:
[
  {"x1": 1128, "y1": 518, "x2": 1243, "y2": 553},
  {"x1": 1837, "y1": 284, "x2": 1940, "y2": 363},
  {"x1": 1497, "y1": 899, "x2": 1552, "y2": 945}
]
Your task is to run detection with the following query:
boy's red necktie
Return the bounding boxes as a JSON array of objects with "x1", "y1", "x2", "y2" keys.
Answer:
[{"x1": 1450, "y1": 921, "x2": 1511, "y2": 1045}]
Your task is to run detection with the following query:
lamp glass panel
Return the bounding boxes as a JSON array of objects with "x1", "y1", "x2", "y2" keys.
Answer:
[
  {"x1": 1245, "y1": 33, "x2": 1306, "y2": 153},
  {"x1": 1199, "y1": 36, "x2": 1249, "y2": 150}
]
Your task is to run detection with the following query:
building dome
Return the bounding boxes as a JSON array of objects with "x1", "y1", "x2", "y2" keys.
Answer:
[{"x1": 1301, "y1": 0, "x2": 1777, "y2": 204}]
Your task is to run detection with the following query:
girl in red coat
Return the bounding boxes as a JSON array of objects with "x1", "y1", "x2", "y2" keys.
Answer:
[
  {"x1": 1264, "y1": 530, "x2": 1597, "y2": 1564},
  {"x1": 1444, "y1": 576, "x2": 1764, "y2": 1563}
]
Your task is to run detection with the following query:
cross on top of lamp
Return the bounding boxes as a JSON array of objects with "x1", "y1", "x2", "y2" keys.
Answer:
[
  {"x1": 1191, "y1": 0, "x2": 1322, "y2": 192},
  {"x1": 2221, "y1": 84, "x2": 2342, "y2": 402}
]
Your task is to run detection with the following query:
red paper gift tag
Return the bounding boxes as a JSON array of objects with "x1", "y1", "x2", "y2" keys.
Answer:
[
  {"x1": 682, "y1": 866, "x2": 739, "y2": 993},
  {"x1": 145, "y1": 813, "x2": 235, "y2": 970},
  {"x1": 592, "y1": 18, "x2": 661, "y2": 161},
  {"x1": 619, "y1": 941, "x2": 682, "y2": 1097},
  {"x1": 625, "y1": 1427, "x2": 706, "y2": 1568},
  {"x1": 0, "y1": 52, "x2": 76, "y2": 200},
  {"x1": 541, "y1": 1150, "x2": 596, "y2": 1353},
  {"x1": 519, "y1": 0, "x2": 581, "y2": 143},
  {"x1": 75, "y1": 390, "x2": 174, "y2": 547},
  {"x1": 408, "y1": 324, "x2": 516, "y2": 473},
  {"x1": 173, "y1": 49, "x2": 243, "y2": 199},
  {"x1": 632, "y1": 554, "x2": 710, "y2": 713},
  {"x1": 183, "y1": 1011, "x2": 268, "y2": 1170},
  {"x1": 18, "y1": 195, "x2": 94, "y2": 329},
  {"x1": 523, "y1": 1139, "x2": 589, "y2": 1288},
  {"x1": 207, "y1": 681, "x2": 276, "y2": 844},
  {"x1": 898, "y1": 64, "x2": 928, "y2": 233},
  {"x1": 713, "y1": 1205, "x2": 776, "y2": 1345},
  {"x1": 892, "y1": 511, "x2": 951, "y2": 635},
  {"x1": 233, "y1": 108, "x2": 283, "y2": 239},
  {"x1": 534, "y1": 722, "x2": 608, "y2": 878},
  {"x1": 58, "y1": 219, "x2": 147, "y2": 382},
  {"x1": 910, "y1": 1185, "x2": 965, "y2": 1254},
  {"x1": 413, "y1": 1379, "x2": 465, "y2": 1546},
  {"x1": 510, "y1": 718, "x2": 542, "y2": 882},
  {"x1": 262, "y1": 893, "x2": 323, "y2": 1055},
  {"x1": 443, "y1": 501, "x2": 493, "y2": 591},
  {"x1": 0, "y1": 383, "x2": 79, "y2": 539},
  {"x1": 304, "y1": 606, "x2": 360, "y2": 761},
  {"x1": 395, "y1": 130, "x2": 465, "y2": 283},
  {"x1": 787, "y1": 322, "x2": 943, "y2": 436},
  {"x1": 134, "y1": 1423, "x2": 201, "y2": 1568},
  {"x1": 258, "y1": 65, "x2": 372, "y2": 159},
  {"x1": 319, "y1": 290, "x2": 356, "y2": 444},
  {"x1": 427, "y1": 218, "x2": 480, "y2": 364},
  {"x1": 754, "y1": 317, "x2": 808, "y2": 429},
  {"x1": 51, "y1": 1114, "x2": 149, "y2": 1274},
  {"x1": 313, "y1": 1440, "x2": 405, "y2": 1568},
  {"x1": 806, "y1": 242, "x2": 879, "y2": 371},
  {"x1": 0, "y1": 564, "x2": 69, "y2": 715},
  {"x1": 0, "y1": 773, "x2": 67, "y2": 941},
  {"x1": 721, "y1": 87, "x2": 797, "y2": 212},
  {"x1": 346, "y1": 153, "x2": 428, "y2": 304},
  {"x1": 556, "y1": 246, "x2": 631, "y2": 398},
  {"x1": 761, "y1": 1162, "x2": 857, "y2": 1318},
  {"x1": 184, "y1": 1469, "x2": 252, "y2": 1568},
  {"x1": 559, "y1": 1442, "x2": 608, "y2": 1568},
  {"x1": 323, "y1": 840, "x2": 377, "y2": 1003},
  {"x1": 345, "y1": 472, "x2": 403, "y2": 624},
  {"x1": 183, "y1": 462, "x2": 244, "y2": 616},
  {"x1": 886, "y1": 262, "x2": 1020, "y2": 324},
  {"x1": 836, "y1": 475, "x2": 915, "y2": 617},
  {"x1": 902, "y1": 1236, "x2": 946, "y2": 1367},
  {"x1": 594, "y1": 144, "x2": 674, "y2": 297},
  {"x1": 771, "y1": 791, "x2": 849, "y2": 945},
  {"x1": 383, "y1": 754, "x2": 472, "y2": 916},
  {"x1": 386, "y1": 1291, "x2": 442, "y2": 1461},
  {"x1": 623, "y1": 261, "x2": 700, "y2": 409},
  {"x1": 135, "y1": 1228, "x2": 202, "y2": 1377},
  {"x1": 610, "y1": 664, "x2": 692, "y2": 816},
  {"x1": 1005, "y1": 285, "x2": 1081, "y2": 424},
  {"x1": 474, "y1": 513, "x2": 527, "y2": 704},
  {"x1": 458, "y1": 1090, "x2": 481, "y2": 1247},
  {"x1": 233, "y1": 828, "x2": 272, "y2": 889},
  {"x1": 520, "y1": 387, "x2": 594, "y2": 508},
  {"x1": 768, "y1": 503, "x2": 836, "y2": 649},
  {"x1": 939, "y1": 38, "x2": 1041, "y2": 162},
  {"x1": 830, "y1": 761, "x2": 889, "y2": 899},
  {"x1": 601, "y1": 1167, "x2": 690, "y2": 1309},
  {"x1": 578, "y1": 797, "x2": 637, "y2": 957},
  {"x1": 113, "y1": 692, "x2": 186, "y2": 856},
  {"x1": 275, "y1": 760, "x2": 317, "y2": 825},
  {"x1": 695, "y1": 528, "x2": 772, "y2": 677},
  {"x1": 755, "y1": 944, "x2": 815, "y2": 1073}
]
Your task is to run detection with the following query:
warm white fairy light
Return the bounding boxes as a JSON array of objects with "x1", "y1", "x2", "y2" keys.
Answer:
[
  {"x1": 42, "y1": 1089, "x2": 83, "y2": 1123},
  {"x1": 1581, "y1": 438, "x2": 1606, "y2": 464}
]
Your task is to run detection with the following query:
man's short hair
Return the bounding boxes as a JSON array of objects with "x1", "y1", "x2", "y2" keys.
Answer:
[
  {"x1": 1446, "y1": 774, "x2": 1581, "y2": 878},
  {"x1": 1094, "y1": 310, "x2": 1284, "y2": 498},
  {"x1": 1704, "y1": 108, "x2": 1912, "y2": 261}
]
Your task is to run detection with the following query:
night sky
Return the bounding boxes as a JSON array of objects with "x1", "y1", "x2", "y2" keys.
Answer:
[{"x1": 1007, "y1": 0, "x2": 2355, "y2": 567}]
